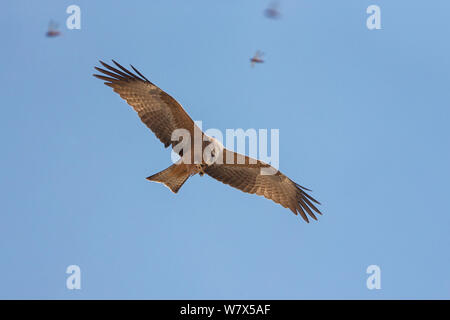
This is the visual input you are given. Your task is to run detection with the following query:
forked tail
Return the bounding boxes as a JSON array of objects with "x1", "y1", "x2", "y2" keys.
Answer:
[{"x1": 146, "y1": 163, "x2": 191, "y2": 193}]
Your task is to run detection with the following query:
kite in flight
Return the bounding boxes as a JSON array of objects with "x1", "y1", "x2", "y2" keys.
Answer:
[
  {"x1": 264, "y1": 1, "x2": 281, "y2": 19},
  {"x1": 250, "y1": 51, "x2": 264, "y2": 67},
  {"x1": 93, "y1": 61, "x2": 322, "y2": 222},
  {"x1": 46, "y1": 20, "x2": 61, "y2": 38}
]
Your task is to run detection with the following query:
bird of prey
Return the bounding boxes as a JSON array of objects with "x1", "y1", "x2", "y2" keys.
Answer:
[
  {"x1": 46, "y1": 20, "x2": 61, "y2": 38},
  {"x1": 250, "y1": 51, "x2": 264, "y2": 67},
  {"x1": 264, "y1": 1, "x2": 281, "y2": 19},
  {"x1": 93, "y1": 60, "x2": 322, "y2": 222}
]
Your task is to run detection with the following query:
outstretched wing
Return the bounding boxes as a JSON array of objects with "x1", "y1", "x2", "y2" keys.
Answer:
[
  {"x1": 93, "y1": 60, "x2": 195, "y2": 148},
  {"x1": 204, "y1": 150, "x2": 322, "y2": 223}
]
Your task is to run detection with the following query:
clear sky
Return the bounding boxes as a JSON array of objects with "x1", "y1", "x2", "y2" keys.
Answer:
[{"x1": 1, "y1": 0, "x2": 449, "y2": 299}]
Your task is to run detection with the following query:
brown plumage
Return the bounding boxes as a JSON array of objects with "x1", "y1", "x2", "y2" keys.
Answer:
[
  {"x1": 93, "y1": 60, "x2": 322, "y2": 222},
  {"x1": 46, "y1": 21, "x2": 61, "y2": 38},
  {"x1": 250, "y1": 50, "x2": 264, "y2": 67}
]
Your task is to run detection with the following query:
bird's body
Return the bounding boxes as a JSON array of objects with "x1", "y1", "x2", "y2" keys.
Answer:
[
  {"x1": 93, "y1": 61, "x2": 322, "y2": 222},
  {"x1": 250, "y1": 57, "x2": 264, "y2": 65},
  {"x1": 250, "y1": 51, "x2": 264, "y2": 67},
  {"x1": 46, "y1": 21, "x2": 61, "y2": 38},
  {"x1": 264, "y1": 1, "x2": 281, "y2": 19},
  {"x1": 46, "y1": 30, "x2": 61, "y2": 37}
]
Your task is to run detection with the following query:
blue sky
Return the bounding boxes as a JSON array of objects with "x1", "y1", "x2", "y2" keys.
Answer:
[{"x1": 1, "y1": 0, "x2": 449, "y2": 299}]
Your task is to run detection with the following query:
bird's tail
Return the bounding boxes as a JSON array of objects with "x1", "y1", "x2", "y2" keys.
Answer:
[{"x1": 146, "y1": 163, "x2": 191, "y2": 193}]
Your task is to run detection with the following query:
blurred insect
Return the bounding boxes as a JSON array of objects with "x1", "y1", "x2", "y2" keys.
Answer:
[
  {"x1": 46, "y1": 21, "x2": 61, "y2": 37},
  {"x1": 250, "y1": 51, "x2": 265, "y2": 67},
  {"x1": 264, "y1": 1, "x2": 281, "y2": 19}
]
